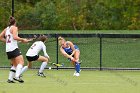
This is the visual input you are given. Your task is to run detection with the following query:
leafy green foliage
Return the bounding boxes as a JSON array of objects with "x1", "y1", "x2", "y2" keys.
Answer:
[{"x1": 0, "y1": 0, "x2": 140, "y2": 30}]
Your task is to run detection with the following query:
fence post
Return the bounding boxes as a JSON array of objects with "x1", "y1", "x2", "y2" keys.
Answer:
[
  {"x1": 12, "y1": 0, "x2": 14, "y2": 17},
  {"x1": 56, "y1": 34, "x2": 59, "y2": 70},
  {"x1": 99, "y1": 34, "x2": 102, "y2": 71}
]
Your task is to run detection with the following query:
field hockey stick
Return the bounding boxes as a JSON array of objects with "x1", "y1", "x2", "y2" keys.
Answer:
[
  {"x1": 28, "y1": 35, "x2": 38, "y2": 42},
  {"x1": 22, "y1": 35, "x2": 38, "y2": 44},
  {"x1": 48, "y1": 62, "x2": 64, "y2": 67}
]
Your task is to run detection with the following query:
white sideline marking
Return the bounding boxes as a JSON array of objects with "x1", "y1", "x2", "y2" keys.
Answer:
[
  {"x1": 0, "y1": 81, "x2": 6, "y2": 83},
  {"x1": 71, "y1": 82, "x2": 123, "y2": 86}
]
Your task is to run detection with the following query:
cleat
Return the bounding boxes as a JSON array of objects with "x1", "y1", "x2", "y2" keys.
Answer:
[
  {"x1": 75, "y1": 73, "x2": 80, "y2": 76},
  {"x1": 73, "y1": 70, "x2": 81, "y2": 76},
  {"x1": 13, "y1": 77, "x2": 24, "y2": 83},
  {"x1": 73, "y1": 73, "x2": 80, "y2": 77},
  {"x1": 73, "y1": 71, "x2": 80, "y2": 77},
  {"x1": 19, "y1": 74, "x2": 23, "y2": 78},
  {"x1": 7, "y1": 79, "x2": 16, "y2": 83},
  {"x1": 38, "y1": 72, "x2": 46, "y2": 77}
]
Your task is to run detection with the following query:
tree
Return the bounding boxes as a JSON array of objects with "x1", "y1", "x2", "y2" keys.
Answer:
[{"x1": 1, "y1": 0, "x2": 140, "y2": 30}]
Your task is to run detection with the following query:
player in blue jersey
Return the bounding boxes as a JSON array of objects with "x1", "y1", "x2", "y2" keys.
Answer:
[{"x1": 58, "y1": 36, "x2": 80, "y2": 76}]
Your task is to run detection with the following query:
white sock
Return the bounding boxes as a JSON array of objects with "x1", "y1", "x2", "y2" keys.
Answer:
[
  {"x1": 8, "y1": 66, "x2": 16, "y2": 80},
  {"x1": 15, "y1": 64, "x2": 23, "y2": 78},
  {"x1": 39, "y1": 62, "x2": 47, "y2": 73},
  {"x1": 21, "y1": 66, "x2": 28, "y2": 75}
]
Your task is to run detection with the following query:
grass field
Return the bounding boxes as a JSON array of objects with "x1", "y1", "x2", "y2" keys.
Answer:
[
  {"x1": 0, "y1": 69, "x2": 140, "y2": 93},
  {"x1": 0, "y1": 30, "x2": 140, "y2": 93}
]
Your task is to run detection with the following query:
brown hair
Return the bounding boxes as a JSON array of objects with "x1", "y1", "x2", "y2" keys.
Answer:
[
  {"x1": 8, "y1": 16, "x2": 16, "y2": 26},
  {"x1": 38, "y1": 35, "x2": 48, "y2": 42}
]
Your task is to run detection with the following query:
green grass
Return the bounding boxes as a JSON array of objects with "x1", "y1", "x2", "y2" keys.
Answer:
[{"x1": 0, "y1": 69, "x2": 140, "y2": 93}]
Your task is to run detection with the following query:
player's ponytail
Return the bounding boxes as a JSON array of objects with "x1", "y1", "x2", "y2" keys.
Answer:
[
  {"x1": 58, "y1": 36, "x2": 65, "y2": 46},
  {"x1": 58, "y1": 36, "x2": 64, "y2": 41},
  {"x1": 38, "y1": 35, "x2": 47, "y2": 42},
  {"x1": 8, "y1": 16, "x2": 16, "y2": 27}
]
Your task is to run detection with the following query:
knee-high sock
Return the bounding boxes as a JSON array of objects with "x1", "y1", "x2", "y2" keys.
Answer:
[
  {"x1": 39, "y1": 62, "x2": 47, "y2": 73},
  {"x1": 15, "y1": 64, "x2": 23, "y2": 78},
  {"x1": 75, "y1": 62, "x2": 80, "y2": 73},
  {"x1": 8, "y1": 66, "x2": 16, "y2": 80},
  {"x1": 21, "y1": 66, "x2": 28, "y2": 75}
]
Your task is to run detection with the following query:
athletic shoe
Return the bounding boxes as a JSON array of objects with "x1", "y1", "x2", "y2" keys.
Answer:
[
  {"x1": 73, "y1": 70, "x2": 81, "y2": 76},
  {"x1": 37, "y1": 72, "x2": 46, "y2": 77},
  {"x1": 13, "y1": 77, "x2": 24, "y2": 83},
  {"x1": 19, "y1": 74, "x2": 23, "y2": 78},
  {"x1": 75, "y1": 73, "x2": 80, "y2": 77},
  {"x1": 7, "y1": 79, "x2": 15, "y2": 83},
  {"x1": 73, "y1": 71, "x2": 80, "y2": 77}
]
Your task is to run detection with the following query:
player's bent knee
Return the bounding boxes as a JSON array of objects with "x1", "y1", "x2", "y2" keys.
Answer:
[
  {"x1": 38, "y1": 56, "x2": 48, "y2": 62},
  {"x1": 44, "y1": 58, "x2": 48, "y2": 62},
  {"x1": 74, "y1": 58, "x2": 79, "y2": 62}
]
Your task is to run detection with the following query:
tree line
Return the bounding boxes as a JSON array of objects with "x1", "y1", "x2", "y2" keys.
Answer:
[{"x1": 0, "y1": 0, "x2": 140, "y2": 30}]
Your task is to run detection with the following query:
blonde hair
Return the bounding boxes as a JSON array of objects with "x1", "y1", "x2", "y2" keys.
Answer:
[{"x1": 58, "y1": 36, "x2": 65, "y2": 45}]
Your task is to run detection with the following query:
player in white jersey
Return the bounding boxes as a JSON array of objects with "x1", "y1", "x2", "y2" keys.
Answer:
[
  {"x1": 20, "y1": 35, "x2": 50, "y2": 77},
  {"x1": 0, "y1": 16, "x2": 30, "y2": 83}
]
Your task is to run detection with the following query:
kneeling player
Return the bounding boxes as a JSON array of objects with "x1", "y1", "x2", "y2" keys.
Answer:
[{"x1": 20, "y1": 35, "x2": 50, "y2": 77}]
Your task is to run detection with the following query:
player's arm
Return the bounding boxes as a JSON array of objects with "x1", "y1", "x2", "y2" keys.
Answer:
[
  {"x1": 60, "y1": 46, "x2": 73, "y2": 59},
  {"x1": 12, "y1": 26, "x2": 29, "y2": 43},
  {"x1": 0, "y1": 29, "x2": 6, "y2": 42},
  {"x1": 42, "y1": 43, "x2": 50, "y2": 59},
  {"x1": 67, "y1": 41, "x2": 76, "y2": 56}
]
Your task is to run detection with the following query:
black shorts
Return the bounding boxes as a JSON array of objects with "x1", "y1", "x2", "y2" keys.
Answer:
[
  {"x1": 26, "y1": 55, "x2": 39, "y2": 62},
  {"x1": 6, "y1": 48, "x2": 21, "y2": 59}
]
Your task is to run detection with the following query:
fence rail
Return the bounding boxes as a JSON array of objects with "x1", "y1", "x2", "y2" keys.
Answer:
[
  {"x1": 19, "y1": 33, "x2": 140, "y2": 38},
  {"x1": 1, "y1": 33, "x2": 140, "y2": 70}
]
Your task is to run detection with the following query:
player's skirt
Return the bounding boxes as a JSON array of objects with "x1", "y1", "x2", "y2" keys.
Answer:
[
  {"x1": 6, "y1": 48, "x2": 21, "y2": 59},
  {"x1": 26, "y1": 55, "x2": 39, "y2": 61}
]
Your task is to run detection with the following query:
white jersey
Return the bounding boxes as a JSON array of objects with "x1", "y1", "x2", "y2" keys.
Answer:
[
  {"x1": 26, "y1": 41, "x2": 49, "y2": 58},
  {"x1": 5, "y1": 26, "x2": 18, "y2": 52}
]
